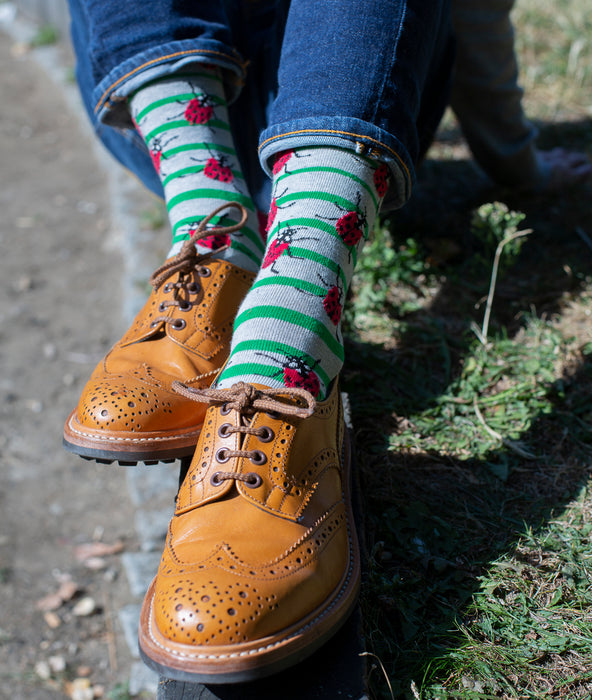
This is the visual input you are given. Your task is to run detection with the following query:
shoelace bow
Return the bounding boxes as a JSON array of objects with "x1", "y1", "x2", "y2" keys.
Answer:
[
  {"x1": 149, "y1": 201, "x2": 248, "y2": 290},
  {"x1": 173, "y1": 382, "x2": 316, "y2": 485},
  {"x1": 172, "y1": 381, "x2": 316, "y2": 419}
]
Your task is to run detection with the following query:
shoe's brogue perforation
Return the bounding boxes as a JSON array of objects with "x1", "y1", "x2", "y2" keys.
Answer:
[
  {"x1": 79, "y1": 381, "x2": 171, "y2": 430},
  {"x1": 155, "y1": 578, "x2": 279, "y2": 645}
]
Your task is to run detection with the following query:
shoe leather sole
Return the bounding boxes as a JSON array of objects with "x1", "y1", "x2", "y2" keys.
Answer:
[{"x1": 62, "y1": 409, "x2": 200, "y2": 464}]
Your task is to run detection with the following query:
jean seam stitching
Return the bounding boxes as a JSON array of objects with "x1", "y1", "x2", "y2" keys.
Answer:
[{"x1": 94, "y1": 48, "x2": 245, "y2": 115}]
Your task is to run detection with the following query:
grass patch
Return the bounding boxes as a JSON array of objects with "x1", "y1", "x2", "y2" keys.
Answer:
[{"x1": 346, "y1": 0, "x2": 592, "y2": 695}]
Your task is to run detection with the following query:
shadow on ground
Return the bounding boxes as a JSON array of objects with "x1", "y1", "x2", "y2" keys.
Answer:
[{"x1": 343, "y1": 117, "x2": 592, "y2": 698}]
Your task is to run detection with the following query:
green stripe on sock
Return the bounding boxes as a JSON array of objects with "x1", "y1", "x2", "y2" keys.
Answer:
[
  {"x1": 228, "y1": 339, "x2": 331, "y2": 387},
  {"x1": 229, "y1": 239, "x2": 264, "y2": 264},
  {"x1": 145, "y1": 119, "x2": 230, "y2": 143},
  {"x1": 168, "y1": 188, "x2": 254, "y2": 215},
  {"x1": 275, "y1": 166, "x2": 378, "y2": 210},
  {"x1": 163, "y1": 142, "x2": 236, "y2": 159},
  {"x1": 250, "y1": 276, "x2": 327, "y2": 297},
  {"x1": 171, "y1": 213, "x2": 259, "y2": 244},
  {"x1": 134, "y1": 92, "x2": 226, "y2": 122},
  {"x1": 163, "y1": 165, "x2": 245, "y2": 188},
  {"x1": 233, "y1": 306, "x2": 344, "y2": 361}
]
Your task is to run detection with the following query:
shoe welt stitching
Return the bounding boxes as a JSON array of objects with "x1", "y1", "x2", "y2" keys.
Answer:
[
  {"x1": 67, "y1": 414, "x2": 200, "y2": 444},
  {"x1": 146, "y1": 535, "x2": 356, "y2": 661}
]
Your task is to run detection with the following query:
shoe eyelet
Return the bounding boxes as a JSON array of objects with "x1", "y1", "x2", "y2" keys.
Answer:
[
  {"x1": 218, "y1": 423, "x2": 233, "y2": 438},
  {"x1": 220, "y1": 403, "x2": 232, "y2": 416},
  {"x1": 163, "y1": 283, "x2": 173, "y2": 293},
  {"x1": 198, "y1": 267, "x2": 212, "y2": 277},
  {"x1": 171, "y1": 319, "x2": 186, "y2": 331},
  {"x1": 265, "y1": 410, "x2": 280, "y2": 420},
  {"x1": 210, "y1": 471, "x2": 225, "y2": 486},
  {"x1": 186, "y1": 282, "x2": 199, "y2": 294},
  {"x1": 244, "y1": 472, "x2": 263, "y2": 489},
  {"x1": 216, "y1": 448, "x2": 231, "y2": 464},
  {"x1": 257, "y1": 426, "x2": 274, "y2": 443},
  {"x1": 249, "y1": 450, "x2": 267, "y2": 466},
  {"x1": 179, "y1": 300, "x2": 193, "y2": 312},
  {"x1": 158, "y1": 301, "x2": 167, "y2": 312}
]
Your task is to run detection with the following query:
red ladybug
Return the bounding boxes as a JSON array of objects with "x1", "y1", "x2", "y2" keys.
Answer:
[
  {"x1": 272, "y1": 150, "x2": 294, "y2": 175},
  {"x1": 336, "y1": 210, "x2": 366, "y2": 247},
  {"x1": 198, "y1": 233, "x2": 230, "y2": 250},
  {"x1": 258, "y1": 352, "x2": 321, "y2": 397},
  {"x1": 262, "y1": 238, "x2": 290, "y2": 271},
  {"x1": 184, "y1": 95, "x2": 214, "y2": 125},
  {"x1": 266, "y1": 187, "x2": 295, "y2": 233},
  {"x1": 267, "y1": 197, "x2": 279, "y2": 232},
  {"x1": 148, "y1": 134, "x2": 177, "y2": 174},
  {"x1": 204, "y1": 157, "x2": 234, "y2": 183},
  {"x1": 373, "y1": 164, "x2": 389, "y2": 197},
  {"x1": 323, "y1": 283, "x2": 343, "y2": 325},
  {"x1": 261, "y1": 224, "x2": 316, "y2": 273}
]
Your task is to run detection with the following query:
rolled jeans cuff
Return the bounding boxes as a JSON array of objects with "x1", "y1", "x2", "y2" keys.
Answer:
[
  {"x1": 258, "y1": 116, "x2": 415, "y2": 209},
  {"x1": 92, "y1": 40, "x2": 247, "y2": 127}
]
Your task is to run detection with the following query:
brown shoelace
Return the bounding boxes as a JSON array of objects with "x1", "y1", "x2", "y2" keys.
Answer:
[
  {"x1": 173, "y1": 382, "x2": 316, "y2": 486},
  {"x1": 147, "y1": 202, "x2": 247, "y2": 330},
  {"x1": 173, "y1": 381, "x2": 316, "y2": 419}
]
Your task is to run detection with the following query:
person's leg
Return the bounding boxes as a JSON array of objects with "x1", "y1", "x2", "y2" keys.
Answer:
[
  {"x1": 63, "y1": 1, "x2": 274, "y2": 463},
  {"x1": 138, "y1": 0, "x2": 454, "y2": 683},
  {"x1": 216, "y1": 0, "x2": 454, "y2": 398}
]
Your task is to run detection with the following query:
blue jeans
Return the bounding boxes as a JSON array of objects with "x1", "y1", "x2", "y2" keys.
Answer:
[{"x1": 67, "y1": 0, "x2": 453, "y2": 212}]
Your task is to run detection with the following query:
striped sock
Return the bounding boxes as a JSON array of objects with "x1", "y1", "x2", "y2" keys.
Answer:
[
  {"x1": 216, "y1": 146, "x2": 389, "y2": 399},
  {"x1": 129, "y1": 69, "x2": 264, "y2": 272}
]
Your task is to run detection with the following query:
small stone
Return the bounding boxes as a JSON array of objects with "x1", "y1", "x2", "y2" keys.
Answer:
[
  {"x1": 43, "y1": 343, "x2": 57, "y2": 360},
  {"x1": 15, "y1": 275, "x2": 33, "y2": 292},
  {"x1": 93, "y1": 685, "x2": 105, "y2": 698},
  {"x1": 62, "y1": 373, "x2": 76, "y2": 387},
  {"x1": 26, "y1": 399, "x2": 43, "y2": 414},
  {"x1": 72, "y1": 597, "x2": 96, "y2": 617},
  {"x1": 83, "y1": 557, "x2": 107, "y2": 571},
  {"x1": 16, "y1": 216, "x2": 34, "y2": 229},
  {"x1": 43, "y1": 611, "x2": 61, "y2": 629},
  {"x1": 49, "y1": 655, "x2": 66, "y2": 673},
  {"x1": 68, "y1": 678, "x2": 93, "y2": 700},
  {"x1": 35, "y1": 660, "x2": 51, "y2": 680},
  {"x1": 76, "y1": 665, "x2": 92, "y2": 677}
]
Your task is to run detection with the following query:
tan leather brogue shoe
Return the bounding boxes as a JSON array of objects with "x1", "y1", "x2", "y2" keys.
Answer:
[
  {"x1": 138, "y1": 381, "x2": 360, "y2": 683},
  {"x1": 63, "y1": 204, "x2": 255, "y2": 464}
]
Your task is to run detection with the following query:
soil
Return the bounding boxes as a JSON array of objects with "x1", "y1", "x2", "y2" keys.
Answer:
[{"x1": 0, "y1": 28, "x2": 141, "y2": 699}]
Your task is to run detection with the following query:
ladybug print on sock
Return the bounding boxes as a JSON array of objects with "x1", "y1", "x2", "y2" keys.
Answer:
[
  {"x1": 271, "y1": 149, "x2": 310, "y2": 176},
  {"x1": 184, "y1": 94, "x2": 215, "y2": 125},
  {"x1": 272, "y1": 150, "x2": 294, "y2": 176},
  {"x1": 373, "y1": 163, "x2": 389, "y2": 198},
  {"x1": 262, "y1": 224, "x2": 318, "y2": 273},
  {"x1": 198, "y1": 232, "x2": 231, "y2": 250},
  {"x1": 319, "y1": 192, "x2": 368, "y2": 259},
  {"x1": 204, "y1": 156, "x2": 234, "y2": 183},
  {"x1": 322, "y1": 276, "x2": 344, "y2": 326},
  {"x1": 164, "y1": 82, "x2": 218, "y2": 126},
  {"x1": 147, "y1": 134, "x2": 178, "y2": 174},
  {"x1": 336, "y1": 209, "x2": 366, "y2": 248},
  {"x1": 257, "y1": 352, "x2": 321, "y2": 397},
  {"x1": 266, "y1": 187, "x2": 295, "y2": 233}
]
